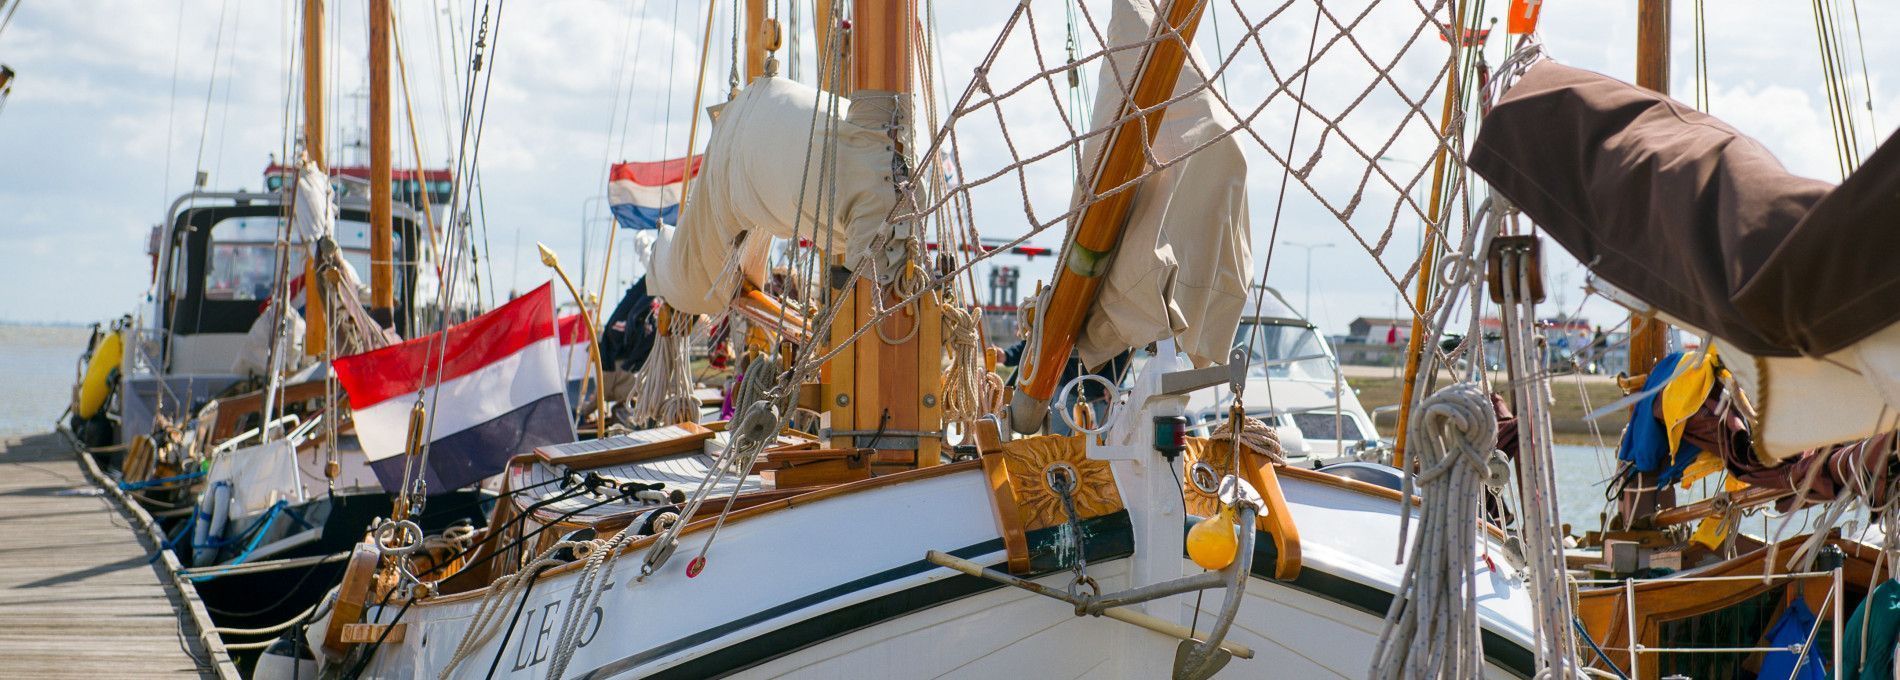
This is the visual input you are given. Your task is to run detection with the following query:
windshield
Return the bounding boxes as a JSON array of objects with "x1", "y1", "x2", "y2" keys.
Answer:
[
  {"x1": 204, "y1": 216, "x2": 382, "y2": 301},
  {"x1": 1232, "y1": 321, "x2": 1337, "y2": 382}
]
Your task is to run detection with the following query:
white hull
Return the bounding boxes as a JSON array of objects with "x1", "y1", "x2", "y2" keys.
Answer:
[{"x1": 347, "y1": 465, "x2": 1533, "y2": 678}]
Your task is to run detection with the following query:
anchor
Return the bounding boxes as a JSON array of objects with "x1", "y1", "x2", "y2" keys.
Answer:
[{"x1": 930, "y1": 346, "x2": 1298, "y2": 679}]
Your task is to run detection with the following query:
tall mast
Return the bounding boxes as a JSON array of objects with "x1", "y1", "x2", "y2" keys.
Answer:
[
  {"x1": 744, "y1": 0, "x2": 773, "y2": 83},
  {"x1": 303, "y1": 0, "x2": 326, "y2": 172},
  {"x1": 1391, "y1": 0, "x2": 1470, "y2": 467},
  {"x1": 823, "y1": 0, "x2": 944, "y2": 468},
  {"x1": 302, "y1": 0, "x2": 328, "y2": 356},
  {"x1": 1005, "y1": 0, "x2": 1211, "y2": 434},
  {"x1": 1622, "y1": 0, "x2": 1675, "y2": 524},
  {"x1": 368, "y1": 0, "x2": 396, "y2": 326},
  {"x1": 814, "y1": 0, "x2": 843, "y2": 94},
  {"x1": 1630, "y1": 0, "x2": 1671, "y2": 376}
]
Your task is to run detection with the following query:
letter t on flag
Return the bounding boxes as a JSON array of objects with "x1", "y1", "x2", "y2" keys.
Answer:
[{"x1": 1508, "y1": 0, "x2": 1543, "y2": 34}]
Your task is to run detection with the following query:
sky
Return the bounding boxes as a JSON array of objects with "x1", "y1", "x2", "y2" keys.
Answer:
[{"x1": 0, "y1": 0, "x2": 1894, "y2": 338}]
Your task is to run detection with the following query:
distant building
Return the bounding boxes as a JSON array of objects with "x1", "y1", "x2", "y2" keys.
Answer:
[{"x1": 1348, "y1": 317, "x2": 1413, "y2": 345}]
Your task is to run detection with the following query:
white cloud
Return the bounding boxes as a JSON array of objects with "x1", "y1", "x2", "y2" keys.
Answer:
[{"x1": 1, "y1": 0, "x2": 1896, "y2": 336}]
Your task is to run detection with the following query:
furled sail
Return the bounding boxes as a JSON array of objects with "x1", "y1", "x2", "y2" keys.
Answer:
[
  {"x1": 647, "y1": 77, "x2": 901, "y2": 316},
  {"x1": 1470, "y1": 61, "x2": 1900, "y2": 459},
  {"x1": 1070, "y1": 0, "x2": 1251, "y2": 369},
  {"x1": 290, "y1": 159, "x2": 394, "y2": 353}
]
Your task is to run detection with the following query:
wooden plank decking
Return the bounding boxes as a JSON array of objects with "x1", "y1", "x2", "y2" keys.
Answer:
[{"x1": 0, "y1": 432, "x2": 214, "y2": 678}]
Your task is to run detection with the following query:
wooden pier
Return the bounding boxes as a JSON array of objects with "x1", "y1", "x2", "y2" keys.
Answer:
[{"x1": 0, "y1": 432, "x2": 223, "y2": 678}]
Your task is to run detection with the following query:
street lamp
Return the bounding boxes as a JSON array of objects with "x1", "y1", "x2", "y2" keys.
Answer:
[{"x1": 1282, "y1": 241, "x2": 1334, "y2": 318}]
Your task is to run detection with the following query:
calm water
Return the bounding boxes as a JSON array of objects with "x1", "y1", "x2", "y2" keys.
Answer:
[{"x1": 0, "y1": 324, "x2": 91, "y2": 437}]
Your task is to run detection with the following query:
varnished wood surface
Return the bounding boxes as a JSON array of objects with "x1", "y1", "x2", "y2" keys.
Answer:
[{"x1": 0, "y1": 432, "x2": 212, "y2": 678}]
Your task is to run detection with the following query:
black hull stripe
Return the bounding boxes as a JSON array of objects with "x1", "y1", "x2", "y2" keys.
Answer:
[
  {"x1": 574, "y1": 511, "x2": 1534, "y2": 679},
  {"x1": 579, "y1": 512, "x2": 1135, "y2": 680}
]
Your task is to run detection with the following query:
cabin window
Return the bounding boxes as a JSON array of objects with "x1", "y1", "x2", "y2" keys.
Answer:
[
  {"x1": 204, "y1": 216, "x2": 385, "y2": 302},
  {"x1": 1290, "y1": 411, "x2": 1362, "y2": 441},
  {"x1": 1232, "y1": 322, "x2": 1334, "y2": 382}
]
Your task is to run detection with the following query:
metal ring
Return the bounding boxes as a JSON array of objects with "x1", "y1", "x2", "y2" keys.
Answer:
[
  {"x1": 374, "y1": 519, "x2": 423, "y2": 556},
  {"x1": 1044, "y1": 462, "x2": 1078, "y2": 494},
  {"x1": 1056, "y1": 374, "x2": 1120, "y2": 436},
  {"x1": 1189, "y1": 461, "x2": 1221, "y2": 496}
]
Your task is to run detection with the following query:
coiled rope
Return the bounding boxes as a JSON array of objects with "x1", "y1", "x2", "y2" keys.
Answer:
[
  {"x1": 544, "y1": 529, "x2": 642, "y2": 679},
  {"x1": 1371, "y1": 381, "x2": 1497, "y2": 680},
  {"x1": 1209, "y1": 415, "x2": 1284, "y2": 464},
  {"x1": 939, "y1": 301, "x2": 1002, "y2": 429}
]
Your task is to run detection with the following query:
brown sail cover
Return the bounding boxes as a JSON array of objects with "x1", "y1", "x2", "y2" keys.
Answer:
[{"x1": 1469, "y1": 61, "x2": 1900, "y2": 357}]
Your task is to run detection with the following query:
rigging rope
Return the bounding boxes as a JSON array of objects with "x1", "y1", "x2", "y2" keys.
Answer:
[
  {"x1": 438, "y1": 539, "x2": 592, "y2": 679},
  {"x1": 1497, "y1": 231, "x2": 1585, "y2": 676},
  {"x1": 1370, "y1": 381, "x2": 1497, "y2": 680},
  {"x1": 629, "y1": 313, "x2": 701, "y2": 426},
  {"x1": 939, "y1": 301, "x2": 1001, "y2": 429}
]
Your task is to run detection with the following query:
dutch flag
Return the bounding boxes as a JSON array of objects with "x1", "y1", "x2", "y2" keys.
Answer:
[
  {"x1": 609, "y1": 157, "x2": 701, "y2": 230},
  {"x1": 333, "y1": 283, "x2": 576, "y2": 494}
]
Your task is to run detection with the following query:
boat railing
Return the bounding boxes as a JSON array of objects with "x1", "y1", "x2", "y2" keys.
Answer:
[{"x1": 1574, "y1": 569, "x2": 1844, "y2": 679}]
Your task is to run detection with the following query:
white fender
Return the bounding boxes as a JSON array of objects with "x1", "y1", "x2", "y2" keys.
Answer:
[{"x1": 193, "y1": 481, "x2": 231, "y2": 567}]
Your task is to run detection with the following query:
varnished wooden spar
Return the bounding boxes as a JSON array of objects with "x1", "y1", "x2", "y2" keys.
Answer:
[
  {"x1": 1392, "y1": 0, "x2": 1469, "y2": 467},
  {"x1": 368, "y1": 0, "x2": 395, "y2": 325},
  {"x1": 303, "y1": 0, "x2": 328, "y2": 356},
  {"x1": 1009, "y1": 0, "x2": 1211, "y2": 433},
  {"x1": 1620, "y1": 0, "x2": 1675, "y2": 526},
  {"x1": 823, "y1": 0, "x2": 945, "y2": 466}
]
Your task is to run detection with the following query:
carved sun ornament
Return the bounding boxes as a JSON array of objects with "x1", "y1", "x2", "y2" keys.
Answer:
[{"x1": 1000, "y1": 435, "x2": 1124, "y2": 531}]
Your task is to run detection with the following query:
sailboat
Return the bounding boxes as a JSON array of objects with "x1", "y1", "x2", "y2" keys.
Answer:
[
  {"x1": 58, "y1": 0, "x2": 506, "y2": 666},
  {"x1": 1460, "y1": 3, "x2": 1900, "y2": 675},
  {"x1": 294, "y1": 0, "x2": 1545, "y2": 678}
]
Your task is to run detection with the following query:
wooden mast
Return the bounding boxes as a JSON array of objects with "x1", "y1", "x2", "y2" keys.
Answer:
[
  {"x1": 1622, "y1": 0, "x2": 1675, "y2": 525},
  {"x1": 302, "y1": 0, "x2": 327, "y2": 356},
  {"x1": 1630, "y1": 0, "x2": 1671, "y2": 377},
  {"x1": 821, "y1": 0, "x2": 946, "y2": 468},
  {"x1": 1006, "y1": 0, "x2": 1212, "y2": 434},
  {"x1": 368, "y1": 0, "x2": 396, "y2": 326},
  {"x1": 814, "y1": 0, "x2": 843, "y2": 94},
  {"x1": 1391, "y1": 0, "x2": 1469, "y2": 467},
  {"x1": 302, "y1": 0, "x2": 325, "y2": 173},
  {"x1": 744, "y1": 0, "x2": 774, "y2": 83}
]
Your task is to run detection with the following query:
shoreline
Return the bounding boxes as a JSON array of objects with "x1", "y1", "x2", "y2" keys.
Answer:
[{"x1": 1346, "y1": 367, "x2": 1630, "y2": 443}]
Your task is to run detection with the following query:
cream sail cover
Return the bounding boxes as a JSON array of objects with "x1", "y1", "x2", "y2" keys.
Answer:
[
  {"x1": 1072, "y1": 0, "x2": 1252, "y2": 369},
  {"x1": 649, "y1": 77, "x2": 899, "y2": 315}
]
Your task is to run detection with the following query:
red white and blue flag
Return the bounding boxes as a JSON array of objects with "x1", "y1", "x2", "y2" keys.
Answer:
[
  {"x1": 609, "y1": 157, "x2": 701, "y2": 230},
  {"x1": 334, "y1": 283, "x2": 575, "y2": 493},
  {"x1": 557, "y1": 313, "x2": 592, "y2": 383}
]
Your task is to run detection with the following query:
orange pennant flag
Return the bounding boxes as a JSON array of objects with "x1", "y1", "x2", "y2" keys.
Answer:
[{"x1": 1508, "y1": 0, "x2": 1544, "y2": 34}]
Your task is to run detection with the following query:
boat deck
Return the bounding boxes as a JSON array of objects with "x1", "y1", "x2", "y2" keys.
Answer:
[{"x1": 0, "y1": 432, "x2": 215, "y2": 678}]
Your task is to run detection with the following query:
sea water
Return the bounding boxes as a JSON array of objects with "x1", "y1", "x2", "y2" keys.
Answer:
[{"x1": 0, "y1": 323, "x2": 90, "y2": 437}]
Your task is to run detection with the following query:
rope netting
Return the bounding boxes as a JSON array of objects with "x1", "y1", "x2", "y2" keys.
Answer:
[{"x1": 888, "y1": 0, "x2": 1484, "y2": 326}]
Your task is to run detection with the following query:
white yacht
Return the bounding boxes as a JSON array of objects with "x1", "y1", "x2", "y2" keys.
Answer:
[{"x1": 1184, "y1": 287, "x2": 1382, "y2": 464}]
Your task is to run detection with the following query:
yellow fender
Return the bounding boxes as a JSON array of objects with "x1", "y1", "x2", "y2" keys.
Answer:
[{"x1": 75, "y1": 330, "x2": 123, "y2": 419}]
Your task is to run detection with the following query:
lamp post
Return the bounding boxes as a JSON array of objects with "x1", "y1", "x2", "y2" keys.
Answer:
[{"x1": 1282, "y1": 241, "x2": 1334, "y2": 318}]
